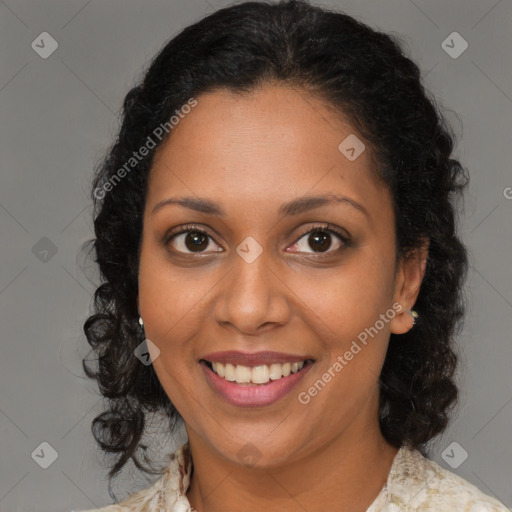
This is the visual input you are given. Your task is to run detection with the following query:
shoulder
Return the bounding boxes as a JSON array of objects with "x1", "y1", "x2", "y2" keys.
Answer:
[
  {"x1": 385, "y1": 445, "x2": 510, "y2": 511},
  {"x1": 75, "y1": 441, "x2": 194, "y2": 512},
  {"x1": 74, "y1": 469, "x2": 169, "y2": 512},
  {"x1": 75, "y1": 473, "x2": 177, "y2": 512},
  {"x1": 73, "y1": 481, "x2": 163, "y2": 512}
]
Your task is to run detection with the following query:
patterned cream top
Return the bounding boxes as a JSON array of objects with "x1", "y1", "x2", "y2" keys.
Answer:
[{"x1": 78, "y1": 442, "x2": 510, "y2": 511}]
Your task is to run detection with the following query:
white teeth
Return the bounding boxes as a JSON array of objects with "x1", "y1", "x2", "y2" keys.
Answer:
[
  {"x1": 216, "y1": 361, "x2": 225, "y2": 378},
  {"x1": 252, "y1": 365, "x2": 270, "y2": 384},
  {"x1": 208, "y1": 360, "x2": 309, "y2": 384},
  {"x1": 235, "y1": 364, "x2": 252, "y2": 383},
  {"x1": 224, "y1": 363, "x2": 236, "y2": 381},
  {"x1": 268, "y1": 363, "x2": 282, "y2": 380}
]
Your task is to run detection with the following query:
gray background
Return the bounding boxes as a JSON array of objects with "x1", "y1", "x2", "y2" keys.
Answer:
[{"x1": 0, "y1": 0, "x2": 511, "y2": 510}]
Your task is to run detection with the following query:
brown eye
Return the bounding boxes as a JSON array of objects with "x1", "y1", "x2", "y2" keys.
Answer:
[
  {"x1": 288, "y1": 226, "x2": 349, "y2": 255},
  {"x1": 308, "y1": 231, "x2": 332, "y2": 252},
  {"x1": 184, "y1": 231, "x2": 209, "y2": 252},
  {"x1": 167, "y1": 227, "x2": 222, "y2": 254},
  {"x1": 307, "y1": 231, "x2": 331, "y2": 252}
]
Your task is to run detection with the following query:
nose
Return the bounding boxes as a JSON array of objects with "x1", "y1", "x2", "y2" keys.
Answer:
[{"x1": 213, "y1": 250, "x2": 291, "y2": 336}]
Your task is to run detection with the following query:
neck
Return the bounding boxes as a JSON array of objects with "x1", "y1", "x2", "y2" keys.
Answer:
[{"x1": 185, "y1": 414, "x2": 398, "y2": 512}]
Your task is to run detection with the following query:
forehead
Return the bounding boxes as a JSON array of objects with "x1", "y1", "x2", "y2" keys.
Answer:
[{"x1": 147, "y1": 84, "x2": 388, "y2": 221}]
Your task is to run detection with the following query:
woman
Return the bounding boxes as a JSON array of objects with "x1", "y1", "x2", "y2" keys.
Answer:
[{"x1": 79, "y1": 1, "x2": 509, "y2": 510}]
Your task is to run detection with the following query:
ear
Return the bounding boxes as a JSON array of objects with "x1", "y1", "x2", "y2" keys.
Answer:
[{"x1": 390, "y1": 238, "x2": 429, "y2": 335}]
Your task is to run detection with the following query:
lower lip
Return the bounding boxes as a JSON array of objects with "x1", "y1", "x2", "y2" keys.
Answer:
[{"x1": 200, "y1": 361, "x2": 313, "y2": 408}]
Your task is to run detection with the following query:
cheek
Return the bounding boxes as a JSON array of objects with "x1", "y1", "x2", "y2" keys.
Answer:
[
  {"x1": 138, "y1": 243, "x2": 216, "y2": 341},
  {"x1": 137, "y1": 258, "x2": 211, "y2": 405},
  {"x1": 299, "y1": 260, "x2": 394, "y2": 342},
  {"x1": 294, "y1": 256, "x2": 395, "y2": 403}
]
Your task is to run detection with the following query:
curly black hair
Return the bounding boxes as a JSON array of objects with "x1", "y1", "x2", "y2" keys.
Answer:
[{"x1": 82, "y1": 0, "x2": 469, "y2": 487}]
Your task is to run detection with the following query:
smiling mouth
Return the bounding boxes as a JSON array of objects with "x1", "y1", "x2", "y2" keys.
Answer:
[{"x1": 200, "y1": 359, "x2": 314, "y2": 385}]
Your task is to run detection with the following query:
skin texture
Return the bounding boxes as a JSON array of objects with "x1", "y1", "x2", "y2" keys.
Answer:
[{"x1": 137, "y1": 84, "x2": 429, "y2": 512}]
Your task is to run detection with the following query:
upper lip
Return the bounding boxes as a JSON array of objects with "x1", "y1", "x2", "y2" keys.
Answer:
[{"x1": 200, "y1": 351, "x2": 314, "y2": 367}]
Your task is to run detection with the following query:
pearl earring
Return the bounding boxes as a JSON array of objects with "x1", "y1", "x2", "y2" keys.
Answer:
[{"x1": 138, "y1": 316, "x2": 144, "y2": 330}]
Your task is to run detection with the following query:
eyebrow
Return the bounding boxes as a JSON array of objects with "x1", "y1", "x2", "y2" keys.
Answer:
[{"x1": 151, "y1": 193, "x2": 368, "y2": 218}]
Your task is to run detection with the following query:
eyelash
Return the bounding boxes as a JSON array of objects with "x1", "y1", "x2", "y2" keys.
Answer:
[{"x1": 164, "y1": 223, "x2": 351, "y2": 256}]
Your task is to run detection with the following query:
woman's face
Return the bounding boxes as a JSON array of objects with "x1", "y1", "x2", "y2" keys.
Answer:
[{"x1": 138, "y1": 84, "x2": 423, "y2": 467}]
